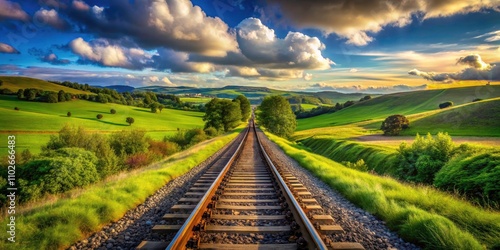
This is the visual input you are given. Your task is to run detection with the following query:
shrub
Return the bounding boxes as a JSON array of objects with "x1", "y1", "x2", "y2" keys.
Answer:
[
  {"x1": 67, "y1": 112, "x2": 71, "y2": 117},
  {"x1": 434, "y1": 148, "x2": 500, "y2": 206},
  {"x1": 204, "y1": 127, "x2": 218, "y2": 137},
  {"x1": 439, "y1": 101, "x2": 453, "y2": 109},
  {"x1": 14, "y1": 107, "x2": 19, "y2": 111},
  {"x1": 381, "y1": 114, "x2": 410, "y2": 136},
  {"x1": 126, "y1": 117, "x2": 134, "y2": 125},
  {"x1": 472, "y1": 98, "x2": 482, "y2": 102},
  {"x1": 185, "y1": 128, "x2": 207, "y2": 145},
  {"x1": 342, "y1": 159, "x2": 368, "y2": 172},
  {"x1": 18, "y1": 148, "x2": 99, "y2": 201},
  {"x1": 110, "y1": 109, "x2": 116, "y2": 114},
  {"x1": 125, "y1": 152, "x2": 151, "y2": 169},
  {"x1": 148, "y1": 140, "x2": 180, "y2": 157},
  {"x1": 109, "y1": 130, "x2": 148, "y2": 157},
  {"x1": 96, "y1": 114, "x2": 103, "y2": 119},
  {"x1": 396, "y1": 133, "x2": 454, "y2": 184}
]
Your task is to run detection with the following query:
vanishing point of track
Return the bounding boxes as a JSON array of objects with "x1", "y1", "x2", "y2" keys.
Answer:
[{"x1": 136, "y1": 120, "x2": 365, "y2": 250}]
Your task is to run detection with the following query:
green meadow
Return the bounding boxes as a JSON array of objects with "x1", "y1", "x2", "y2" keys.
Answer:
[
  {"x1": 180, "y1": 97, "x2": 213, "y2": 104},
  {"x1": 0, "y1": 95, "x2": 204, "y2": 156},
  {"x1": 297, "y1": 85, "x2": 500, "y2": 131},
  {"x1": 0, "y1": 76, "x2": 92, "y2": 95}
]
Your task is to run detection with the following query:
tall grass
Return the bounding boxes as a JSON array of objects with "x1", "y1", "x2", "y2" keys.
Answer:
[
  {"x1": 266, "y1": 132, "x2": 500, "y2": 249},
  {"x1": 0, "y1": 131, "x2": 239, "y2": 250},
  {"x1": 301, "y1": 137, "x2": 398, "y2": 175}
]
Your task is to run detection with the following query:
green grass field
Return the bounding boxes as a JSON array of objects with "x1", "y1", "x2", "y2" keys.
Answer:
[
  {"x1": 0, "y1": 76, "x2": 93, "y2": 95},
  {"x1": 301, "y1": 103, "x2": 320, "y2": 110},
  {"x1": 266, "y1": 132, "x2": 500, "y2": 249},
  {"x1": 401, "y1": 98, "x2": 500, "y2": 136},
  {"x1": 297, "y1": 85, "x2": 500, "y2": 131},
  {"x1": 180, "y1": 97, "x2": 213, "y2": 104},
  {"x1": 0, "y1": 129, "x2": 242, "y2": 250},
  {"x1": 0, "y1": 95, "x2": 205, "y2": 156}
]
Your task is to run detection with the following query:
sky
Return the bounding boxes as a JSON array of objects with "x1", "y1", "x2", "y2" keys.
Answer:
[{"x1": 0, "y1": 0, "x2": 499, "y2": 94}]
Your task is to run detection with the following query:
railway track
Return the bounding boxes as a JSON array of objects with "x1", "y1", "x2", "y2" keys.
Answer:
[{"x1": 136, "y1": 120, "x2": 365, "y2": 250}]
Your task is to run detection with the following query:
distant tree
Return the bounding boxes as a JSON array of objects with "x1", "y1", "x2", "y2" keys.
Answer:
[
  {"x1": 97, "y1": 93, "x2": 108, "y2": 103},
  {"x1": 150, "y1": 102, "x2": 160, "y2": 113},
  {"x1": 258, "y1": 95, "x2": 296, "y2": 138},
  {"x1": 439, "y1": 101, "x2": 453, "y2": 109},
  {"x1": 46, "y1": 92, "x2": 58, "y2": 103},
  {"x1": 14, "y1": 107, "x2": 19, "y2": 111},
  {"x1": 58, "y1": 90, "x2": 66, "y2": 102},
  {"x1": 343, "y1": 100, "x2": 355, "y2": 108},
  {"x1": 203, "y1": 98, "x2": 242, "y2": 132},
  {"x1": 96, "y1": 114, "x2": 103, "y2": 119},
  {"x1": 381, "y1": 114, "x2": 410, "y2": 136},
  {"x1": 360, "y1": 95, "x2": 372, "y2": 102},
  {"x1": 126, "y1": 117, "x2": 135, "y2": 125},
  {"x1": 472, "y1": 98, "x2": 482, "y2": 102},
  {"x1": 25, "y1": 89, "x2": 37, "y2": 101},
  {"x1": 17, "y1": 89, "x2": 24, "y2": 99},
  {"x1": 67, "y1": 112, "x2": 71, "y2": 117},
  {"x1": 110, "y1": 109, "x2": 116, "y2": 114},
  {"x1": 158, "y1": 104, "x2": 164, "y2": 113},
  {"x1": 64, "y1": 92, "x2": 73, "y2": 101},
  {"x1": 234, "y1": 95, "x2": 251, "y2": 121}
]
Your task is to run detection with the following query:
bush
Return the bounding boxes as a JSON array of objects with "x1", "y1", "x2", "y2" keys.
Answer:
[
  {"x1": 185, "y1": 128, "x2": 207, "y2": 145},
  {"x1": 109, "y1": 130, "x2": 148, "y2": 157},
  {"x1": 434, "y1": 148, "x2": 500, "y2": 206},
  {"x1": 204, "y1": 127, "x2": 218, "y2": 137},
  {"x1": 439, "y1": 101, "x2": 453, "y2": 109},
  {"x1": 148, "y1": 140, "x2": 180, "y2": 157},
  {"x1": 396, "y1": 133, "x2": 454, "y2": 184},
  {"x1": 14, "y1": 107, "x2": 19, "y2": 111},
  {"x1": 125, "y1": 152, "x2": 151, "y2": 169},
  {"x1": 96, "y1": 114, "x2": 103, "y2": 119},
  {"x1": 472, "y1": 98, "x2": 482, "y2": 102},
  {"x1": 67, "y1": 112, "x2": 71, "y2": 117},
  {"x1": 342, "y1": 159, "x2": 368, "y2": 172},
  {"x1": 18, "y1": 148, "x2": 99, "y2": 201},
  {"x1": 381, "y1": 114, "x2": 410, "y2": 136},
  {"x1": 110, "y1": 109, "x2": 116, "y2": 114},
  {"x1": 47, "y1": 92, "x2": 58, "y2": 103}
]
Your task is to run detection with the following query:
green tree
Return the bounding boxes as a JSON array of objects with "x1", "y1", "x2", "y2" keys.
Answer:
[
  {"x1": 234, "y1": 95, "x2": 251, "y2": 121},
  {"x1": 150, "y1": 102, "x2": 160, "y2": 113},
  {"x1": 25, "y1": 89, "x2": 37, "y2": 101},
  {"x1": 96, "y1": 114, "x2": 103, "y2": 119},
  {"x1": 67, "y1": 112, "x2": 71, "y2": 117},
  {"x1": 158, "y1": 104, "x2": 164, "y2": 113},
  {"x1": 110, "y1": 130, "x2": 148, "y2": 156},
  {"x1": 203, "y1": 98, "x2": 242, "y2": 132},
  {"x1": 58, "y1": 90, "x2": 66, "y2": 102},
  {"x1": 381, "y1": 114, "x2": 409, "y2": 136},
  {"x1": 46, "y1": 92, "x2": 58, "y2": 103},
  {"x1": 110, "y1": 109, "x2": 116, "y2": 114},
  {"x1": 17, "y1": 89, "x2": 24, "y2": 99},
  {"x1": 258, "y1": 95, "x2": 296, "y2": 138},
  {"x1": 126, "y1": 117, "x2": 135, "y2": 125}
]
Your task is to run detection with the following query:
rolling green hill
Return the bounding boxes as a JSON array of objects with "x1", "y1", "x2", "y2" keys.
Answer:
[
  {"x1": 297, "y1": 85, "x2": 500, "y2": 131},
  {"x1": 401, "y1": 98, "x2": 500, "y2": 136},
  {"x1": 0, "y1": 76, "x2": 93, "y2": 95},
  {"x1": 0, "y1": 95, "x2": 205, "y2": 155}
]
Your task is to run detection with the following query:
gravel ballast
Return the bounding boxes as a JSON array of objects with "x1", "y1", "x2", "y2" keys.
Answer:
[{"x1": 70, "y1": 128, "x2": 419, "y2": 250}]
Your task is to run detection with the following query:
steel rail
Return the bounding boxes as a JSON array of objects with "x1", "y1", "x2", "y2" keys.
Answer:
[
  {"x1": 166, "y1": 125, "x2": 250, "y2": 250},
  {"x1": 254, "y1": 123, "x2": 328, "y2": 250}
]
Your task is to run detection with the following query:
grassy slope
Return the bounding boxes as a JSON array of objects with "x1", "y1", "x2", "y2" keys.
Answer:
[
  {"x1": 401, "y1": 98, "x2": 500, "y2": 136},
  {"x1": 0, "y1": 76, "x2": 92, "y2": 95},
  {"x1": 0, "y1": 129, "x2": 241, "y2": 250},
  {"x1": 267, "y1": 132, "x2": 500, "y2": 249},
  {"x1": 180, "y1": 97, "x2": 212, "y2": 104},
  {"x1": 0, "y1": 95, "x2": 204, "y2": 156},
  {"x1": 297, "y1": 85, "x2": 500, "y2": 131}
]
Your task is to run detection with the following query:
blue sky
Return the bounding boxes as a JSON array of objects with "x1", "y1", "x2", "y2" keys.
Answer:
[{"x1": 0, "y1": 0, "x2": 499, "y2": 93}]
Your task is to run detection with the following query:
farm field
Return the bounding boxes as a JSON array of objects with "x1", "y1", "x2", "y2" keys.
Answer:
[{"x1": 0, "y1": 95, "x2": 204, "y2": 156}]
